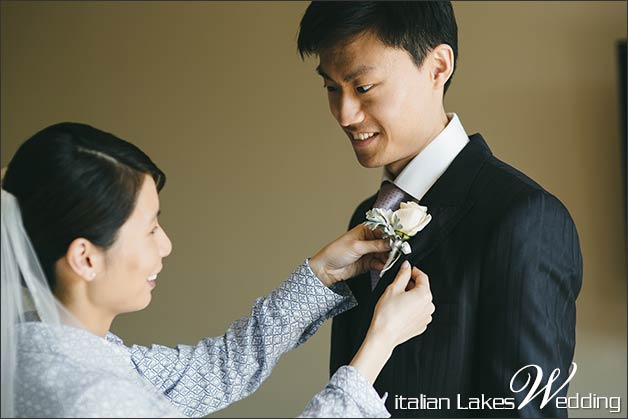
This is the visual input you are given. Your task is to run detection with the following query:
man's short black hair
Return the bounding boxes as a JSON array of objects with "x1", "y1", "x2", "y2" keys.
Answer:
[{"x1": 297, "y1": 1, "x2": 458, "y2": 94}]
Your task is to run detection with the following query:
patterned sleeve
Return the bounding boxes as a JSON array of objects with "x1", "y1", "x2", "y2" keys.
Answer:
[
  {"x1": 128, "y1": 259, "x2": 357, "y2": 417},
  {"x1": 299, "y1": 366, "x2": 390, "y2": 418}
]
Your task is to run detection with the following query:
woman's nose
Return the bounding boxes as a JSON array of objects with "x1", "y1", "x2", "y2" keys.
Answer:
[{"x1": 159, "y1": 228, "x2": 173, "y2": 257}]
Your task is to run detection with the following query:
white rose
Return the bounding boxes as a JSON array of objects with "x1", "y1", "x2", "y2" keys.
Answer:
[{"x1": 393, "y1": 202, "x2": 431, "y2": 237}]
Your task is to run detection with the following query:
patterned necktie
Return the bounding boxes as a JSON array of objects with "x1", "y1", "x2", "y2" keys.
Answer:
[
  {"x1": 373, "y1": 181, "x2": 408, "y2": 211},
  {"x1": 370, "y1": 181, "x2": 412, "y2": 289}
]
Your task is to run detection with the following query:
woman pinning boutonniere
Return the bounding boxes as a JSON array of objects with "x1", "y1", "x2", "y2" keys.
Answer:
[{"x1": 2, "y1": 122, "x2": 435, "y2": 419}]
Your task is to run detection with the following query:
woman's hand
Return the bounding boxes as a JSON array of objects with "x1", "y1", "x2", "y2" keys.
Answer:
[
  {"x1": 369, "y1": 260, "x2": 434, "y2": 347},
  {"x1": 308, "y1": 224, "x2": 391, "y2": 287},
  {"x1": 349, "y1": 261, "x2": 434, "y2": 384}
]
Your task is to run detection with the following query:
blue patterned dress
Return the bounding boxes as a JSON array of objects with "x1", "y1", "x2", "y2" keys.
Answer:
[{"x1": 14, "y1": 260, "x2": 389, "y2": 418}]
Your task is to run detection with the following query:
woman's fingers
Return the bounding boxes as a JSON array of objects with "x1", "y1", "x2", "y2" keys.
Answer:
[
  {"x1": 410, "y1": 267, "x2": 435, "y2": 317},
  {"x1": 369, "y1": 261, "x2": 435, "y2": 349},
  {"x1": 390, "y1": 260, "x2": 413, "y2": 292},
  {"x1": 410, "y1": 267, "x2": 429, "y2": 290},
  {"x1": 368, "y1": 253, "x2": 389, "y2": 271},
  {"x1": 353, "y1": 238, "x2": 391, "y2": 257}
]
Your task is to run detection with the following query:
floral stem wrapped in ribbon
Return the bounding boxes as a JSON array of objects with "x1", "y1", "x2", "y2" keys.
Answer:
[{"x1": 363, "y1": 202, "x2": 432, "y2": 278}]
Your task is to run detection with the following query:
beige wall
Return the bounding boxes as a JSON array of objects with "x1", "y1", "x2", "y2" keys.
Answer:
[{"x1": 1, "y1": 1, "x2": 626, "y2": 417}]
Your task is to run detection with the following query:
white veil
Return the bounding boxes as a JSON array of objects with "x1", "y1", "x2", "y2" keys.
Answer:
[{"x1": 1, "y1": 188, "x2": 78, "y2": 417}]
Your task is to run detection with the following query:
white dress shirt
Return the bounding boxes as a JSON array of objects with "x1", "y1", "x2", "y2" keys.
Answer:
[{"x1": 383, "y1": 113, "x2": 469, "y2": 201}]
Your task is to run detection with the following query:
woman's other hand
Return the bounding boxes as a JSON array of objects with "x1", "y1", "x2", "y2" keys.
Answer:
[
  {"x1": 349, "y1": 261, "x2": 435, "y2": 384},
  {"x1": 309, "y1": 224, "x2": 391, "y2": 287}
]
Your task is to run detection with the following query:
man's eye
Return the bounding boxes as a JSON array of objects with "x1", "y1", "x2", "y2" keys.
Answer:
[
  {"x1": 325, "y1": 85, "x2": 338, "y2": 92},
  {"x1": 356, "y1": 84, "x2": 374, "y2": 93}
]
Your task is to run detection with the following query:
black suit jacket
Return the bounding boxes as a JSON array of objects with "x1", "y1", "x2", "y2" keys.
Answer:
[{"x1": 330, "y1": 134, "x2": 583, "y2": 418}]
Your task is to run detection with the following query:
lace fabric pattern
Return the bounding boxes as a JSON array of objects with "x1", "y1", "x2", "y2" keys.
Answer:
[{"x1": 14, "y1": 260, "x2": 389, "y2": 418}]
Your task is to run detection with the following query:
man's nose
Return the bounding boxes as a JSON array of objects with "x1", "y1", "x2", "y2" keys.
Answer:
[{"x1": 334, "y1": 94, "x2": 365, "y2": 127}]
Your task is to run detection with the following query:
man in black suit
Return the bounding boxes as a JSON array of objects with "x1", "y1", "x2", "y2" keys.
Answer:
[{"x1": 297, "y1": 2, "x2": 582, "y2": 417}]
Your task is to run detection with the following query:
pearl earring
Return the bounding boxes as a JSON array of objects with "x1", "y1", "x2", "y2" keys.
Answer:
[{"x1": 90, "y1": 272, "x2": 96, "y2": 279}]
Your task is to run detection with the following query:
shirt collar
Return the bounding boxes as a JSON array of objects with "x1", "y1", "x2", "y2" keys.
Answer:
[{"x1": 382, "y1": 113, "x2": 469, "y2": 201}]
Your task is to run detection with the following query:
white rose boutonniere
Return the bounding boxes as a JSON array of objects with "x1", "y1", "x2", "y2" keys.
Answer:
[
  {"x1": 363, "y1": 201, "x2": 432, "y2": 278},
  {"x1": 395, "y1": 202, "x2": 432, "y2": 237}
]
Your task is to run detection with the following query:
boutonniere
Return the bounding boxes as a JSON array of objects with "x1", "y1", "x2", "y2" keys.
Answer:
[{"x1": 363, "y1": 202, "x2": 432, "y2": 278}]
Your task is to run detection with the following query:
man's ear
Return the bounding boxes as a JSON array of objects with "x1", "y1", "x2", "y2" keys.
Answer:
[
  {"x1": 64, "y1": 238, "x2": 103, "y2": 282},
  {"x1": 429, "y1": 44, "x2": 455, "y2": 90}
]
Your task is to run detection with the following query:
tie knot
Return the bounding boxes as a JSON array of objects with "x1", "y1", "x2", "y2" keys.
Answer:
[{"x1": 373, "y1": 181, "x2": 410, "y2": 211}]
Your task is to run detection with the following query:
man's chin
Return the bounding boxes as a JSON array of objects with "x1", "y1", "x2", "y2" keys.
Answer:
[{"x1": 354, "y1": 153, "x2": 386, "y2": 169}]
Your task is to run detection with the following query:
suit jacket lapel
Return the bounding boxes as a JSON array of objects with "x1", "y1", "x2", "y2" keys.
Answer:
[{"x1": 355, "y1": 134, "x2": 493, "y2": 335}]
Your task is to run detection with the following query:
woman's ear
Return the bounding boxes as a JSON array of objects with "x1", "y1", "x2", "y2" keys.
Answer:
[
  {"x1": 429, "y1": 43, "x2": 455, "y2": 90},
  {"x1": 65, "y1": 238, "x2": 103, "y2": 282}
]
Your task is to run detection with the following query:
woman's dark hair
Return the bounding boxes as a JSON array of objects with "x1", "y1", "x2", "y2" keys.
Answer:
[
  {"x1": 2, "y1": 122, "x2": 165, "y2": 290},
  {"x1": 297, "y1": 1, "x2": 458, "y2": 94}
]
